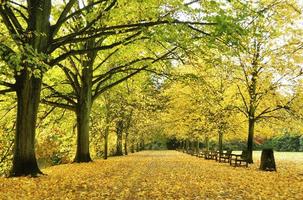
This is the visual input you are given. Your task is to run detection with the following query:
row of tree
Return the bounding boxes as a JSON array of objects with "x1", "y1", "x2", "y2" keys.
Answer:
[
  {"x1": 0, "y1": 0, "x2": 303, "y2": 176},
  {"x1": 0, "y1": 0, "x2": 222, "y2": 176}
]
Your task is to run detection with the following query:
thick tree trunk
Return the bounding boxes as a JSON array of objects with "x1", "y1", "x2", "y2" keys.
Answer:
[
  {"x1": 10, "y1": 0, "x2": 51, "y2": 177},
  {"x1": 103, "y1": 126, "x2": 109, "y2": 160},
  {"x1": 115, "y1": 120, "x2": 123, "y2": 156},
  {"x1": 136, "y1": 143, "x2": 140, "y2": 152},
  {"x1": 74, "y1": 67, "x2": 93, "y2": 162},
  {"x1": 247, "y1": 118, "x2": 255, "y2": 163},
  {"x1": 10, "y1": 72, "x2": 42, "y2": 177},
  {"x1": 74, "y1": 104, "x2": 92, "y2": 162},
  {"x1": 260, "y1": 149, "x2": 276, "y2": 171},
  {"x1": 74, "y1": 35, "x2": 96, "y2": 162}
]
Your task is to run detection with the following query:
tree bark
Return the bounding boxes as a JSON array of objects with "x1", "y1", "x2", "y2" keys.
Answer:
[
  {"x1": 10, "y1": 72, "x2": 43, "y2": 177},
  {"x1": 218, "y1": 129, "x2": 223, "y2": 154},
  {"x1": 260, "y1": 149, "x2": 276, "y2": 171},
  {"x1": 9, "y1": 0, "x2": 51, "y2": 177},
  {"x1": 131, "y1": 142, "x2": 135, "y2": 153},
  {"x1": 74, "y1": 103, "x2": 92, "y2": 162},
  {"x1": 247, "y1": 118, "x2": 255, "y2": 163},
  {"x1": 124, "y1": 132, "x2": 128, "y2": 155},
  {"x1": 182, "y1": 140, "x2": 185, "y2": 151},
  {"x1": 74, "y1": 67, "x2": 93, "y2": 162},
  {"x1": 115, "y1": 120, "x2": 123, "y2": 156},
  {"x1": 195, "y1": 141, "x2": 200, "y2": 154},
  {"x1": 185, "y1": 139, "x2": 189, "y2": 153},
  {"x1": 205, "y1": 135, "x2": 209, "y2": 151},
  {"x1": 103, "y1": 126, "x2": 109, "y2": 160},
  {"x1": 140, "y1": 140, "x2": 145, "y2": 151}
]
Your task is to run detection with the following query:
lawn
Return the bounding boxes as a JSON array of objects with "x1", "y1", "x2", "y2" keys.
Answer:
[
  {"x1": 0, "y1": 151, "x2": 302, "y2": 200},
  {"x1": 251, "y1": 151, "x2": 303, "y2": 163}
]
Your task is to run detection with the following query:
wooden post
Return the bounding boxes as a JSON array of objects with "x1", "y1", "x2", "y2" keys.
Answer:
[{"x1": 260, "y1": 148, "x2": 276, "y2": 171}]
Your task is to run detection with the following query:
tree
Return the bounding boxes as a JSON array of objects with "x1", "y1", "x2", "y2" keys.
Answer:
[
  {"x1": 219, "y1": 0, "x2": 302, "y2": 163},
  {"x1": 0, "y1": 0, "x2": 216, "y2": 175},
  {"x1": 39, "y1": 0, "x2": 216, "y2": 163}
]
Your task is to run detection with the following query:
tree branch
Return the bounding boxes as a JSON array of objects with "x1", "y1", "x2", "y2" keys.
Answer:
[
  {"x1": 0, "y1": 140, "x2": 13, "y2": 164},
  {"x1": 92, "y1": 47, "x2": 177, "y2": 101},
  {"x1": 57, "y1": 63, "x2": 81, "y2": 96},
  {"x1": 0, "y1": 80, "x2": 15, "y2": 89},
  {"x1": 0, "y1": 88, "x2": 15, "y2": 94},
  {"x1": 42, "y1": 83, "x2": 77, "y2": 105},
  {"x1": 50, "y1": 31, "x2": 142, "y2": 65},
  {"x1": 237, "y1": 85, "x2": 249, "y2": 114},
  {"x1": 0, "y1": 4, "x2": 23, "y2": 43},
  {"x1": 51, "y1": 0, "x2": 78, "y2": 37},
  {"x1": 92, "y1": 65, "x2": 148, "y2": 101},
  {"x1": 41, "y1": 99, "x2": 75, "y2": 111}
]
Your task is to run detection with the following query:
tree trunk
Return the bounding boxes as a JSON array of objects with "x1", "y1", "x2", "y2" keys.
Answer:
[
  {"x1": 195, "y1": 141, "x2": 200, "y2": 154},
  {"x1": 74, "y1": 103, "x2": 92, "y2": 162},
  {"x1": 140, "y1": 140, "x2": 145, "y2": 151},
  {"x1": 247, "y1": 118, "x2": 255, "y2": 163},
  {"x1": 131, "y1": 142, "x2": 135, "y2": 153},
  {"x1": 260, "y1": 149, "x2": 276, "y2": 171},
  {"x1": 10, "y1": 72, "x2": 43, "y2": 177},
  {"x1": 74, "y1": 67, "x2": 93, "y2": 162},
  {"x1": 124, "y1": 133, "x2": 128, "y2": 155},
  {"x1": 136, "y1": 143, "x2": 140, "y2": 152},
  {"x1": 185, "y1": 139, "x2": 189, "y2": 153},
  {"x1": 205, "y1": 136, "x2": 209, "y2": 151},
  {"x1": 74, "y1": 34, "x2": 97, "y2": 162},
  {"x1": 115, "y1": 120, "x2": 123, "y2": 156},
  {"x1": 218, "y1": 130, "x2": 223, "y2": 154},
  {"x1": 103, "y1": 126, "x2": 109, "y2": 160},
  {"x1": 10, "y1": 0, "x2": 51, "y2": 177}
]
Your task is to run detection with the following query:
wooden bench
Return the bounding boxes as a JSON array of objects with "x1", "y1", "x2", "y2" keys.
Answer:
[
  {"x1": 205, "y1": 150, "x2": 219, "y2": 160},
  {"x1": 187, "y1": 149, "x2": 195, "y2": 155},
  {"x1": 229, "y1": 150, "x2": 248, "y2": 167},
  {"x1": 218, "y1": 150, "x2": 233, "y2": 163},
  {"x1": 197, "y1": 150, "x2": 209, "y2": 158}
]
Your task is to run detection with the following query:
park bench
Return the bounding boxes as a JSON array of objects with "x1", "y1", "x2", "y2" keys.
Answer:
[
  {"x1": 192, "y1": 150, "x2": 200, "y2": 156},
  {"x1": 229, "y1": 150, "x2": 248, "y2": 167},
  {"x1": 205, "y1": 150, "x2": 219, "y2": 160},
  {"x1": 197, "y1": 150, "x2": 209, "y2": 158},
  {"x1": 187, "y1": 149, "x2": 195, "y2": 155},
  {"x1": 218, "y1": 150, "x2": 233, "y2": 163}
]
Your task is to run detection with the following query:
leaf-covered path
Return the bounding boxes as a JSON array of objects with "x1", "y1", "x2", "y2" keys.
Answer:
[{"x1": 0, "y1": 151, "x2": 303, "y2": 200}]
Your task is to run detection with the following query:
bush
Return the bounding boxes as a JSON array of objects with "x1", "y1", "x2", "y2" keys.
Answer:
[{"x1": 261, "y1": 134, "x2": 302, "y2": 152}]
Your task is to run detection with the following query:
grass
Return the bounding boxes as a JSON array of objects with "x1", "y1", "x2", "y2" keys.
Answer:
[{"x1": 251, "y1": 151, "x2": 303, "y2": 163}]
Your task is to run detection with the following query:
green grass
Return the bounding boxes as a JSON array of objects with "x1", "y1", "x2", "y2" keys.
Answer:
[
  {"x1": 232, "y1": 151, "x2": 303, "y2": 163},
  {"x1": 253, "y1": 151, "x2": 303, "y2": 163}
]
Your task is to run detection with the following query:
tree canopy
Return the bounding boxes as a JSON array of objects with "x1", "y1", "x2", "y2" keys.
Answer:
[{"x1": 0, "y1": 0, "x2": 303, "y2": 177}]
